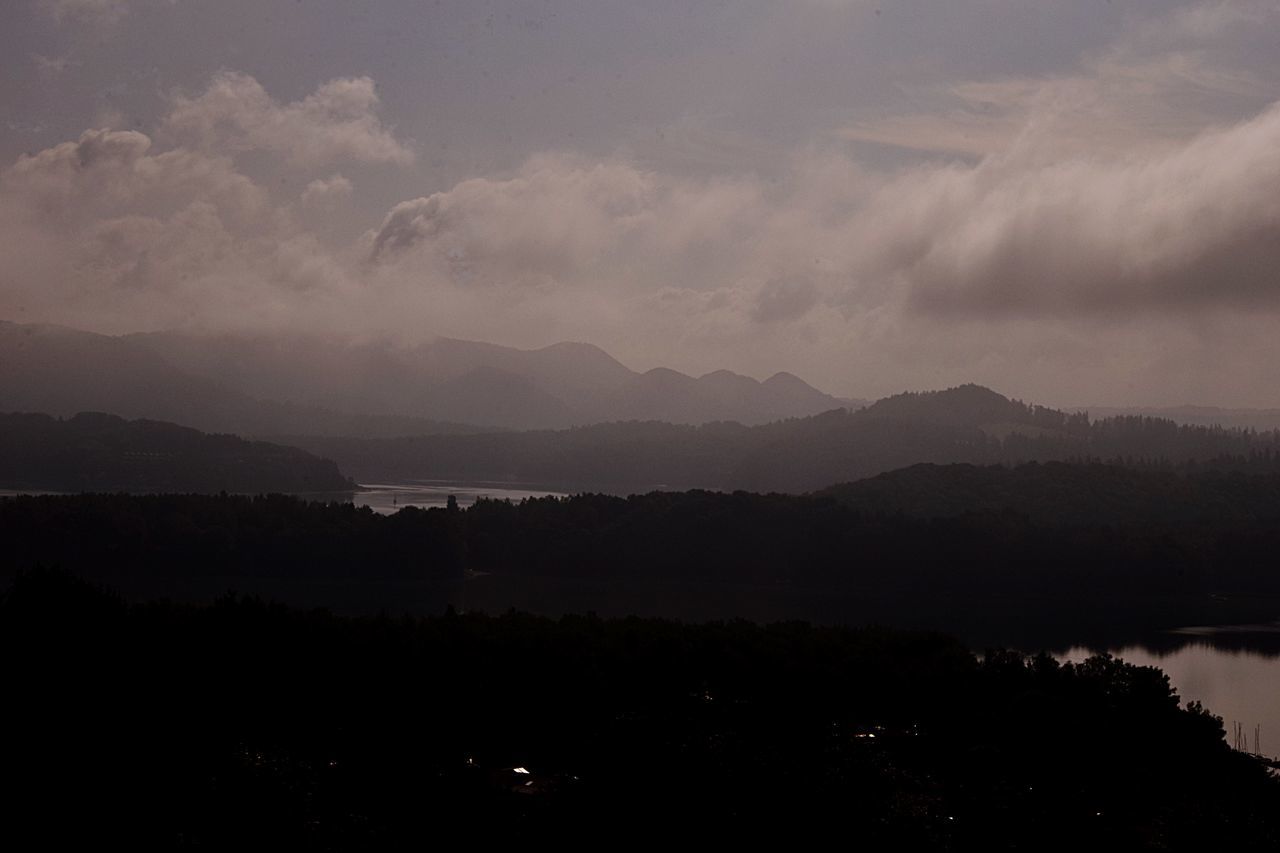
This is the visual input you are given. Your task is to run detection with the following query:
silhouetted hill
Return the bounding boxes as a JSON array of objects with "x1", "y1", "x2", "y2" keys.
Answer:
[
  {"x1": 861, "y1": 383, "x2": 1090, "y2": 436},
  {"x1": 0, "y1": 411, "x2": 353, "y2": 493},
  {"x1": 820, "y1": 462, "x2": 1280, "y2": 526},
  {"x1": 284, "y1": 385, "x2": 1280, "y2": 492},
  {"x1": 8, "y1": 488, "x2": 1280, "y2": 646},
  {"x1": 9, "y1": 568, "x2": 1278, "y2": 846}
]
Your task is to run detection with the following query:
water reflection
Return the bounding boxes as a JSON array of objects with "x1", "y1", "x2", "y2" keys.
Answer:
[{"x1": 1060, "y1": 636, "x2": 1280, "y2": 761}]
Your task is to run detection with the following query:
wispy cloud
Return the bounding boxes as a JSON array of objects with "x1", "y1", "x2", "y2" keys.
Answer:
[
  {"x1": 164, "y1": 72, "x2": 414, "y2": 167},
  {"x1": 41, "y1": 0, "x2": 131, "y2": 26}
]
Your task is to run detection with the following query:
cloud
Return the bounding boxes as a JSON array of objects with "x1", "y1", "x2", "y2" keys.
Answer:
[
  {"x1": 9, "y1": 88, "x2": 1280, "y2": 401},
  {"x1": 5, "y1": 128, "x2": 268, "y2": 223},
  {"x1": 41, "y1": 0, "x2": 131, "y2": 26},
  {"x1": 840, "y1": 0, "x2": 1279, "y2": 164},
  {"x1": 869, "y1": 100, "x2": 1280, "y2": 318},
  {"x1": 1139, "y1": 0, "x2": 1273, "y2": 43},
  {"x1": 8, "y1": 1, "x2": 1280, "y2": 406},
  {"x1": 301, "y1": 174, "x2": 353, "y2": 209},
  {"x1": 752, "y1": 276, "x2": 820, "y2": 324},
  {"x1": 365, "y1": 155, "x2": 749, "y2": 283},
  {"x1": 347, "y1": 76, "x2": 1280, "y2": 396},
  {"x1": 33, "y1": 54, "x2": 78, "y2": 77},
  {"x1": 164, "y1": 72, "x2": 414, "y2": 167},
  {"x1": 0, "y1": 127, "x2": 340, "y2": 332},
  {"x1": 840, "y1": 53, "x2": 1266, "y2": 164},
  {"x1": 362, "y1": 86, "x2": 1280, "y2": 325},
  {"x1": 40, "y1": 0, "x2": 173, "y2": 27}
]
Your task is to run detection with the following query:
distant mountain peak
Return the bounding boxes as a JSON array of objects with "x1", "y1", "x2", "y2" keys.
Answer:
[
  {"x1": 700, "y1": 368, "x2": 750, "y2": 381},
  {"x1": 763, "y1": 371, "x2": 806, "y2": 387},
  {"x1": 640, "y1": 366, "x2": 692, "y2": 381},
  {"x1": 535, "y1": 340, "x2": 620, "y2": 359},
  {"x1": 3, "y1": 319, "x2": 850, "y2": 431}
]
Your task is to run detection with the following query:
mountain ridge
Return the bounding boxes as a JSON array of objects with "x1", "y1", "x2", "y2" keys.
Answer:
[{"x1": 0, "y1": 320, "x2": 855, "y2": 432}]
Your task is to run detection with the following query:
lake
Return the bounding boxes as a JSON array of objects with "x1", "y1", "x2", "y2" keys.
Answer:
[
  {"x1": 1060, "y1": 630, "x2": 1280, "y2": 762},
  {"x1": 352, "y1": 480, "x2": 568, "y2": 514},
  {"x1": 4, "y1": 482, "x2": 569, "y2": 512}
]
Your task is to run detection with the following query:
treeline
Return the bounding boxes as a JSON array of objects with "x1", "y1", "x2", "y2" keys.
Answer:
[
  {"x1": 8, "y1": 467, "x2": 1280, "y2": 640},
  {"x1": 0, "y1": 411, "x2": 353, "y2": 493},
  {"x1": 0, "y1": 492, "x2": 460, "y2": 584},
  {"x1": 275, "y1": 385, "x2": 1280, "y2": 493},
  {"x1": 820, "y1": 461, "x2": 1280, "y2": 527},
  {"x1": 5, "y1": 568, "x2": 1277, "y2": 847}
]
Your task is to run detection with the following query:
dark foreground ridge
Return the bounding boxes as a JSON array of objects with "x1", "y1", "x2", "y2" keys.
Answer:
[
  {"x1": 6, "y1": 480, "x2": 1280, "y2": 646},
  {"x1": 5, "y1": 569, "x2": 1278, "y2": 848}
]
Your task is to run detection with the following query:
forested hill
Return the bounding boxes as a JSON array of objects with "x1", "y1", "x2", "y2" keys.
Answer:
[
  {"x1": 278, "y1": 385, "x2": 1280, "y2": 493},
  {"x1": 9, "y1": 476, "x2": 1280, "y2": 644},
  {"x1": 857, "y1": 383, "x2": 1089, "y2": 432},
  {"x1": 0, "y1": 412, "x2": 353, "y2": 493},
  {"x1": 8, "y1": 569, "x2": 1279, "y2": 846},
  {"x1": 820, "y1": 461, "x2": 1280, "y2": 526}
]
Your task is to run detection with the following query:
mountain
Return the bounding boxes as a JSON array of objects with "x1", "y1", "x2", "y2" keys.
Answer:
[
  {"x1": 1, "y1": 319, "x2": 852, "y2": 432},
  {"x1": 126, "y1": 328, "x2": 851, "y2": 428},
  {"x1": 0, "y1": 411, "x2": 353, "y2": 493},
  {"x1": 279, "y1": 385, "x2": 1280, "y2": 492},
  {"x1": 606, "y1": 368, "x2": 847, "y2": 425},
  {"x1": 0, "y1": 321, "x2": 485, "y2": 438},
  {"x1": 860, "y1": 383, "x2": 1088, "y2": 435},
  {"x1": 0, "y1": 321, "x2": 258, "y2": 431}
]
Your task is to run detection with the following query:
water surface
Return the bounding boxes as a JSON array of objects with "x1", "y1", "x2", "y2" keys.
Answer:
[
  {"x1": 352, "y1": 480, "x2": 567, "y2": 514},
  {"x1": 1060, "y1": 636, "x2": 1280, "y2": 761}
]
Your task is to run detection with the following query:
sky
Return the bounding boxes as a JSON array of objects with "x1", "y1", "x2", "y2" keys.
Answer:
[{"x1": 2, "y1": 0, "x2": 1280, "y2": 407}]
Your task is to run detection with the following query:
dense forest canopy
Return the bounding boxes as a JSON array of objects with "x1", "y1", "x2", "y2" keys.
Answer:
[
  {"x1": 7, "y1": 470, "x2": 1280, "y2": 645},
  {"x1": 5, "y1": 568, "x2": 1278, "y2": 847},
  {"x1": 819, "y1": 461, "x2": 1280, "y2": 526}
]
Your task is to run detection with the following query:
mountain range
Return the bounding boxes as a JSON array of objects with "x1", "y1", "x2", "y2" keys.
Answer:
[{"x1": 0, "y1": 320, "x2": 858, "y2": 433}]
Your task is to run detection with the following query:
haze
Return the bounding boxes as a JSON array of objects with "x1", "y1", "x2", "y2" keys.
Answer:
[{"x1": 3, "y1": 0, "x2": 1280, "y2": 408}]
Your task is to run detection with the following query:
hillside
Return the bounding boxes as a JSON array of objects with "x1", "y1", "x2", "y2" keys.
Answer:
[
  {"x1": 0, "y1": 321, "x2": 482, "y2": 438},
  {"x1": 820, "y1": 461, "x2": 1280, "y2": 526},
  {"x1": 9, "y1": 569, "x2": 1277, "y2": 846},
  {"x1": 0, "y1": 411, "x2": 353, "y2": 493},
  {"x1": 281, "y1": 385, "x2": 1280, "y2": 492},
  {"x1": 0, "y1": 320, "x2": 853, "y2": 432},
  {"x1": 8, "y1": 486, "x2": 1280, "y2": 641}
]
